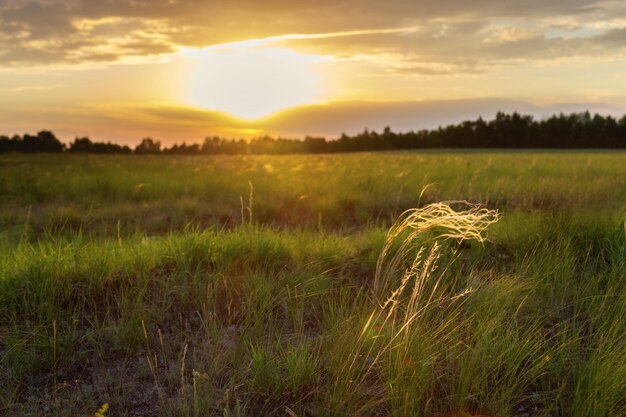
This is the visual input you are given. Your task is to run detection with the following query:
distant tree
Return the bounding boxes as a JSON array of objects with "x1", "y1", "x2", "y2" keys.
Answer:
[
  {"x1": 164, "y1": 142, "x2": 201, "y2": 155},
  {"x1": 69, "y1": 137, "x2": 95, "y2": 153},
  {"x1": 134, "y1": 137, "x2": 161, "y2": 154},
  {"x1": 69, "y1": 137, "x2": 132, "y2": 154},
  {"x1": 17, "y1": 131, "x2": 65, "y2": 153},
  {"x1": 0, "y1": 135, "x2": 18, "y2": 153},
  {"x1": 3, "y1": 112, "x2": 626, "y2": 156},
  {"x1": 303, "y1": 136, "x2": 327, "y2": 153},
  {"x1": 98, "y1": 142, "x2": 132, "y2": 154},
  {"x1": 201, "y1": 136, "x2": 224, "y2": 154}
]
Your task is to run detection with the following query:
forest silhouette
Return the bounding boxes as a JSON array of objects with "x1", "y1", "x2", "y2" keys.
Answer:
[{"x1": 2, "y1": 111, "x2": 626, "y2": 155}]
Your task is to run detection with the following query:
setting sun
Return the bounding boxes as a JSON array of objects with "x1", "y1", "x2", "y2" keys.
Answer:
[{"x1": 182, "y1": 44, "x2": 326, "y2": 120}]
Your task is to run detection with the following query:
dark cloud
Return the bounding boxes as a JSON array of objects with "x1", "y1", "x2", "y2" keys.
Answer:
[
  {"x1": 0, "y1": 0, "x2": 624, "y2": 66},
  {"x1": 135, "y1": 98, "x2": 626, "y2": 139},
  {"x1": 594, "y1": 27, "x2": 626, "y2": 46},
  {"x1": 1, "y1": 1, "x2": 75, "y2": 38},
  {"x1": 3, "y1": 98, "x2": 621, "y2": 144},
  {"x1": 261, "y1": 99, "x2": 542, "y2": 135}
]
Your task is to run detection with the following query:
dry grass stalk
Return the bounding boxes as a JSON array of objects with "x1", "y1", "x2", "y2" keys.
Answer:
[
  {"x1": 343, "y1": 201, "x2": 500, "y2": 398},
  {"x1": 374, "y1": 201, "x2": 500, "y2": 292}
]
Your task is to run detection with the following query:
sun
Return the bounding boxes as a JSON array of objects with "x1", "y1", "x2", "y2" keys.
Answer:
[{"x1": 182, "y1": 43, "x2": 325, "y2": 120}]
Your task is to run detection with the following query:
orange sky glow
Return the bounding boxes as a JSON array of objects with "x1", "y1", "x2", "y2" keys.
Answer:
[{"x1": 1, "y1": 1, "x2": 626, "y2": 144}]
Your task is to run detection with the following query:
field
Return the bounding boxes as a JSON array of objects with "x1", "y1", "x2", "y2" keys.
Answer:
[{"x1": 0, "y1": 151, "x2": 625, "y2": 417}]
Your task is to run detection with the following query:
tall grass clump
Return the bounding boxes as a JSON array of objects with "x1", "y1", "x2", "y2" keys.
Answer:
[
  {"x1": 327, "y1": 202, "x2": 500, "y2": 415},
  {"x1": 374, "y1": 202, "x2": 500, "y2": 292}
]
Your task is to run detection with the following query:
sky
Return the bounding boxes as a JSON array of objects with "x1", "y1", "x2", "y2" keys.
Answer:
[{"x1": 1, "y1": 0, "x2": 626, "y2": 145}]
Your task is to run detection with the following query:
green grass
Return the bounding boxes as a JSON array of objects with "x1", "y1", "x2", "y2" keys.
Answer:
[
  {"x1": 1, "y1": 151, "x2": 625, "y2": 239},
  {"x1": 0, "y1": 152, "x2": 625, "y2": 416}
]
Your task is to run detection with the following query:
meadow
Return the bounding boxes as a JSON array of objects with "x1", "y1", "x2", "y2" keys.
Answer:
[{"x1": 0, "y1": 151, "x2": 625, "y2": 416}]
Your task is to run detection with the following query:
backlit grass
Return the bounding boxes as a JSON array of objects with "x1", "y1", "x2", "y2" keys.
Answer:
[{"x1": 0, "y1": 152, "x2": 624, "y2": 416}]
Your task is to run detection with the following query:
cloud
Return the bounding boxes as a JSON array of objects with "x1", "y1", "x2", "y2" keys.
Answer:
[
  {"x1": 1, "y1": 0, "x2": 625, "y2": 67},
  {"x1": 262, "y1": 99, "x2": 541, "y2": 136},
  {"x1": 594, "y1": 27, "x2": 626, "y2": 45},
  {"x1": 271, "y1": 17, "x2": 626, "y2": 75}
]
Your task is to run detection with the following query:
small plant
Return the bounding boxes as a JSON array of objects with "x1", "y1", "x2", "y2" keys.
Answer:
[
  {"x1": 223, "y1": 398, "x2": 245, "y2": 417},
  {"x1": 283, "y1": 345, "x2": 317, "y2": 392},
  {"x1": 95, "y1": 403, "x2": 109, "y2": 417},
  {"x1": 250, "y1": 344, "x2": 275, "y2": 392},
  {"x1": 240, "y1": 181, "x2": 254, "y2": 226}
]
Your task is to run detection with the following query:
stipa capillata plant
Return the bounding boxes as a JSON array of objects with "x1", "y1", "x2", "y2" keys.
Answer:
[
  {"x1": 374, "y1": 201, "x2": 500, "y2": 292},
  {"x1": 334, "y1": 201, "x2": 500, "y2": 412}
]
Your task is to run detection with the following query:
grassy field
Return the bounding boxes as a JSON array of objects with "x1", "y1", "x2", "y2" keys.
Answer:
[{"x1": 0, "y1": 151, "x2": 625, "y2": 416}]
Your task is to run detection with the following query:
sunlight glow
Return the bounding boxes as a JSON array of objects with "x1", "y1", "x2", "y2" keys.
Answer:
[{"x1": 182, "y1": 44, "x2": 326, "y2": 119}]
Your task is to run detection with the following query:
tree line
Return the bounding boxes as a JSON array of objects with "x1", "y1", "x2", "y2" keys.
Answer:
[{"x1": 2, "y1": 111, "x2": 626, "y2": 155}]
